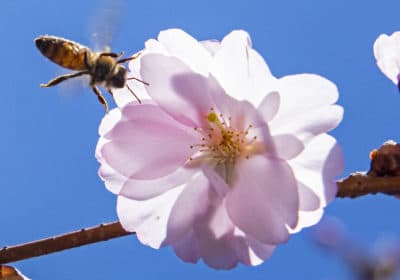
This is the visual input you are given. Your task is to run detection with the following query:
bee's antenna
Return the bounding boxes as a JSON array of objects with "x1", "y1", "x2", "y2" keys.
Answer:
[
  {"x1": 126, "y1": 84, "x2": 142, "y2": 104},
  {"x1": 128, "y1": 76, "x2": 150, "y2": 86}
]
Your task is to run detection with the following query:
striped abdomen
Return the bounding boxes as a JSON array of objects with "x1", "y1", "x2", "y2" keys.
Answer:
[{"x1": 35, "y1": 35, "x2": 90, "y2": 71}]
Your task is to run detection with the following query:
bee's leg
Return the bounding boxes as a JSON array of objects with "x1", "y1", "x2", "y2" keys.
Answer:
[
  {"x1": 127, "y1": 76, "x2": 150, "y2": 86},
  {"x1": 99, "y1": 51, "x2": 124, "y2": 58},
  {"x1": 117, "y1": 52, "x2": 142, "y2": 64},
  {"x1": 91, "y1": 86, "x2": 109, "y2": 112},
  {"x1": 40, "y1": 71, "x2": 89, "y2": 87},
  {"x1": 126, "y1": 84, "x2": 142, "y2": 104}
]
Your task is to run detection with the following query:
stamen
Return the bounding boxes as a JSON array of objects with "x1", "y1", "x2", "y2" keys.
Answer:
[{"x1": 188, "y1": 109, "x2": 258, "y2": 166}]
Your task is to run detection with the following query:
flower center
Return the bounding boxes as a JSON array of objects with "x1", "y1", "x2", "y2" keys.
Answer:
[{"x1": 189, "y1": 108, "x2": 258, "y2": 167}]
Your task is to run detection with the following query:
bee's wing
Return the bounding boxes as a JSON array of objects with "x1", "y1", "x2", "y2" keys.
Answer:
[{"x1": 87, "y1": 0, "x2": 124, "y2": 52}]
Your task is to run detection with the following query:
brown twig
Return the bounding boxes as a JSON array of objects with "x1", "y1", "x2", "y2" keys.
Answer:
[
  {"x1": 0, "y1": 222, "x2": 132, "y2": 264},
  {"x1": 336, "y1": 172, "x2": 400, "y2": 198}
]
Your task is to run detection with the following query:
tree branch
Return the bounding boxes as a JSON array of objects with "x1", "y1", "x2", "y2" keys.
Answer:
[
  {"x1": 337, "y1": 173, "x2": 400, "y2": 198},
  {"x1": 0, "y1": 222, "x2": 132, "y2": 264}
]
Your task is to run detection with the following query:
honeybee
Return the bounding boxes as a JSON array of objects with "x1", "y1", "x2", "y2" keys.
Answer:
[{"x1": 35, "y1": 35, "x2": 148, "y2": 112}]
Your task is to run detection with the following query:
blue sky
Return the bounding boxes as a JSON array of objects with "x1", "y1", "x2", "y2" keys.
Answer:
[{"x1": 1, "y1": 0, "x2": 400, "y2": 279}]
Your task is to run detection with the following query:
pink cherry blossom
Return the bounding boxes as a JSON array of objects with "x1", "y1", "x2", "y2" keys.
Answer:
[
  {"x1": 96, "y1": 29, "x2": 344, "y2": 269},
  {"x1": 374, "y1": 31, "x2": 400, "y2": 88}
]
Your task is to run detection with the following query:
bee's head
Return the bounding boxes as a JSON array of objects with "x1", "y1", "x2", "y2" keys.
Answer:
[{"x1": 109, "y1": 65, "x2": 127, "y2": 88}]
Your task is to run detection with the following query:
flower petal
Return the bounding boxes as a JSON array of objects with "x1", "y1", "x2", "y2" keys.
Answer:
[
  {"x1": 119, "y1": 167, "x2": 196, "y2": 200},
  {"x1": 208, "y1": 84, "x2": 271, "y2": 137},
  {"x1": 97, "y1": 152, "x2": 126, "y2": 194},
  {"x1": 210, "y1": 30, "x2": 275, "y2": 106},
  {"x1": 173, "y1": 229, "x2": 200, "y2": 263},
  {"x1": 115, "y1": 39, "x2": 170, "y2": 107},
  {"x1": 244, "y1": 234, "x2": 276, "y2": 265},
  {"x1": 101, "y1": 103, "x2": 196, "y2": 180},
  {"x1": 289, "y1": 209, "x2": 324, "y2": 234},
  {"x1": 271, "y1": 134, "x2": 304, "y2": 160},
  {"x1": 297, "y1": 182, "x2": 321, "y2": 211},
  {"x1": 98, "y1": 107, "x2": 122, "y2": 136},
  {"x1": 140, "y1": 54, "x2": 217, "y2": 127},
  {"x1": 201, "y1": 165, "x2": 230, "y2": 198},
  {"x1": 164, "y1": 172, "x2": 211, "y2": 245},
  {"x1": 120, "y1": 29, "x2": 215, "y2": 107},
  {"x1": 174, "y1": 193, "x2": 277, "y2": 267},
  {"x1": 268, "y1": 74, "x2": 342, "y2": 143},
  {"x1": 271, "y1": 105, "x2": 343, "y2": 144},
  {"x1": 226, "y1": 155, "x2": 298, "y2": 244},
  {"x1": 117, "y1": 185, "x2": 185, "y2": 249},
  {"x1": 271, "y1": 73, "x2": 339, "y2": 118},
  {"x1": 258, "y1": 91, "x2": 280, "y2": 122},
  {"x1": 172, "y1": 197, "x2": 276, "y2": 269},
  {"x1": 289, "y1": 134, "x2": 344, "y2": 207},
  {"x1": 201, "y1": 40, "x2": 221, "y2": 56},
  {"x1": 373, "y1": 32, "x2": 400, "y2": 84},
  {"x1": 157, "y1": 29, "x2": 212, "y2": 75}
]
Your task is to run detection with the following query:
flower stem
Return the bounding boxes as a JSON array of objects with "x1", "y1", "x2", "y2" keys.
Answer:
[
  {"x1": 1, "y1": 173, "x2": 399, "y2": 264},
  {"x1": 0, "y1": 222, "x2": 132, "y2": 264}
]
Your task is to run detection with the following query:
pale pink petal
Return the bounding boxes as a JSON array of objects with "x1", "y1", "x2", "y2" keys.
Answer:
[
  {"x1": 96, "y1": 109, "x2": 126, "y2": 194},
  {"x1": 140, "y1": 54, "x2": 217, "y2": 127},
  {"x1": 373, "y1": 32, "x2": 400, "y2": 84},
  {"x1": 271, "y1": 134, "x2": 304, "y2": 160},
  {"x1": 173, "y1": 198, "x2": 276, "y2": 268},
  {"x1": 101, "y1": 103, "x2": 197, "y2": 180},
  {"x1": 173, "y1": 229, "x2": 200, "y2": 263},
  {"x1": 201, "y1": 40, "x2": 221, "y2": 56},
  {"x1": 98, "y1": 155, "x2": 126, "y2": 194},
  {"x1": 115, "y1": 40, "x2": 169, "y2": 107},
  {"x1": 157, "y1": 29, "x2": 212, "y2": 75},
  {"x1": 164, "y1": 172, "x2": 211, "y2": 245},
  {"x1": 201, "y1": 165, "x2": 230, "y2": 198},
  {"x1": 208, "y1": 83, "x2": 270, "y2": 133},
  {"x1": 297, "y1": 182, "x2": 321, "y2": 211},
  {"x1": 244, "y1": 234, "x2": 276, "y2": 265},
  {"x1": 205, "y1": 205, "x2": 274, "y2": 269},
  {"x1": 271, "y1": 74, "x2": 339, "y2": 119},
  {"x1": 117, "y1": 185, "x2": 185, "y2": 249},
  {"x1": 172, "y1": 202, "x2": 241, "y2": 269},
  {"x1": 289, "y1": 134, "x2": 344, "y2": 207},
  {"x1": 196, "y1": 231, "x2": 244, "y2": 269},
  {"x1": 210, "y1": 30, "x2": 276, "y2": 105},
  {"x1": 98, "y1": 108, "x2": 122, "y2": 136},
  {"x1": 120, "y1": 38, "x2": 218, "y2": 111},
  {"x1": 270, "y1": 105, "x2": 343, "y2": 144},
  {"x1": 258, "y1": 91, "x2": 280, "y2": 122},
  {"x1": 226, "y1": 155, "x2": 298, "y2": 244},
  {"x1": 119, "y1": 167, "x2": 196, "y2": 200},
  {"x1": 289, "y1": 209, "x2": 324, "y2": 233},
  {"x1": 268, "y1": 74, "x2": 342, "y2": 143}
]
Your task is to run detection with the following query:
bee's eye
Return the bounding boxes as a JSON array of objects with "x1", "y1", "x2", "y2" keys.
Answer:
[{"x1": 110, "y1": 66, "x2": 126, "y2": 88}]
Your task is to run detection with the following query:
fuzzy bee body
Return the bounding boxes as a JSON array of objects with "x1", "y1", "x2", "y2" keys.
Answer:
[
  {"x1": 35, "y1": 35, "x2": 88, "y2": 71},
  {"x1": 35, "y1": 35, "x2": 146, "y2": 112}
]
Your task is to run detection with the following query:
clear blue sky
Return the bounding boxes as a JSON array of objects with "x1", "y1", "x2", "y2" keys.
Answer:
[{"x1": 1, "y1": 0, "x2": 400, "y2": 279}]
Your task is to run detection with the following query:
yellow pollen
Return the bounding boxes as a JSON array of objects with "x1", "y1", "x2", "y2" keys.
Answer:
[
  {"x1": 188, "y1": 109, "x2": 261, "y2": 167},
  {"x1": 207, "y1": 112, "x2": 218, "y2": 123}
]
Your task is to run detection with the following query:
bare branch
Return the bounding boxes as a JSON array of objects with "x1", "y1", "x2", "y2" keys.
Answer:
[
  {"x1": 337, "y1": 173, "x2": 400, "y2": 198},
  {"x1": 0, "y1": 222, "x2": 132, "y2": 264}
]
